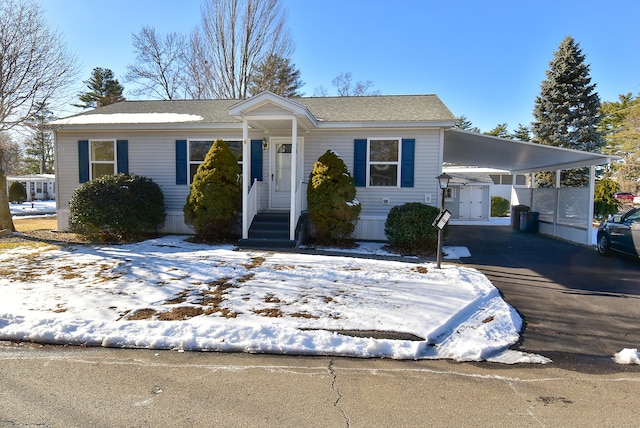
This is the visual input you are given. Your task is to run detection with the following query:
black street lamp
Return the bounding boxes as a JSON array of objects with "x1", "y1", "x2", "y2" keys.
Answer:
[{"x1": 436, "y1": 173, "x2": 451, "y2": 269}]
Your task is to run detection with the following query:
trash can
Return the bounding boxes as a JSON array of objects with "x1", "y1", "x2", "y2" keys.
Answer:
[
  {"x1": 511, "y1": 205, "x2": 530, "y2": 230},
  {"x1": 520, "y1": 211, "x2": 539, "y2": 233}
]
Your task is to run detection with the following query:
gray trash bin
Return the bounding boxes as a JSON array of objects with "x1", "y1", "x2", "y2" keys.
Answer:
[
  {"x1": 520, "y1": 211, "x2": 539, "y2": 233},
  {"x1": 511, "y1": 205, "x2": 530, "y2": 230}
]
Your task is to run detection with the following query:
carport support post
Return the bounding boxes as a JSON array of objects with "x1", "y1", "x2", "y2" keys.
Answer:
[{"x1": 587, "y1": 165, "x2": 596, "y2": 245}]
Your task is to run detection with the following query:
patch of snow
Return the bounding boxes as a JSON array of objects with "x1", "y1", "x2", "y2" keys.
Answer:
[
  {"x1": 613, "y1": 348, "x2": 640, "y2": 364},
  {"x1": 50, "y1": 113, "x2": 204, "y2": 125},
  {"x1": 0, "y1": 235, "x2": 547, "y2": 363}
]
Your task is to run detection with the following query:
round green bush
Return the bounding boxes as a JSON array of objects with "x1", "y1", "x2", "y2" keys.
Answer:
[
  {"x1": 491, "y1": 196, "x2": 511, "y2": 217},
  {"x1": 384, "y1": 202, "x2": 446, "y2": 256},
  {"x1": 8, "y1": 181, "x2": 27, "y2": 203},
  {"x1": 307, "y1": 150, "x2": 361, "y2": 244},
  {"x1": 183, "y1": 139, "x2": 241, "y2": 242},
  {"x1": 69, "y1": 173, "x2": 166, "y2": 242}
]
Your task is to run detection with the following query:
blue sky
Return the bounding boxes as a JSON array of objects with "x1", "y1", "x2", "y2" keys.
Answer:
[{"x1": 43, "y1": 0, "x2": 639, "y2": 132}]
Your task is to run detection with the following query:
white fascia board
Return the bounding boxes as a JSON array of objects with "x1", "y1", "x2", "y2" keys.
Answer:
[{"x1": 315, "y1": 120, "x2": 456, "y2": 129}]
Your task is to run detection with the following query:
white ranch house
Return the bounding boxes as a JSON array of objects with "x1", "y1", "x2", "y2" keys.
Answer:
[
  {"x1": 6, "y1": 174, "x2": 56, "y2": 201},
  {"x1": 49, "y1": 92, "x2": 615, "y2": 246}
]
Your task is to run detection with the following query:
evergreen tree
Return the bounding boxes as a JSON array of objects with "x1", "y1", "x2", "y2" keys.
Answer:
[
  {"x1": 23, "y1": 102, "x2": 55, "y2": 174},
  {"x1": 593, "y1": 178, "x2": 620, "y2": 219},
  {"x1": 511, "y1": 123, "x2": 532, "y2": 141},
  {"x1": 532, "y1": 36, "x2": 604, "y2": 187},
  {"x1": 307, "y1": 150, "x2": 361, "y2": 244},
  {"x1": 454, "y1": 116, "x2": 480, "y2": 133},
  {"x1": 599, "y1": 93, "x2": 637, "y2": 156},
  {"x1": 183, "y1": 140, "x2": 241, "y2": 242},
  {"x1": 75, "y1": 67, "x2": 125, "y2": 109},
  {"x1": 485, "y1": 123, "x2": 510, "y2": 138},
  {"x1": 614, "y1": 103, "x2": 640, "y2": 192},
  {"x1": 248, "y1": 54, "x2": 304, "y2": 97}
]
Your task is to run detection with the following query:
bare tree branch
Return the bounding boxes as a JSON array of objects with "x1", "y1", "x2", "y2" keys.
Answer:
[
  {"x1": 0, "y1": 0, "x2": 78, "y2": 132},
  {"x1": 191, "y1": 0, "x2": 292, "y2": 99},
  {"x1": 125, "y1": 26, "x2": 188, "y2": 100}
]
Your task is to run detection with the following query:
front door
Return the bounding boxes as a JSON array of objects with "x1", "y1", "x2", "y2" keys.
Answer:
[
  {"x1": 459, "y1": 186, "x2": 484, "y2": 219},
  {"x1": 270, "y1": 138, "x2": 292, "y2": 209}
]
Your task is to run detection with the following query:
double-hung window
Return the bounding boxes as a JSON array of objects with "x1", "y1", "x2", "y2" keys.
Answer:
[
  {"x1": 368, "y1": 138, "x2": 401, "y2": 187},
  {"x1": 188, "y1": 140, "x2": 243, "y2": 184},
  {"x1": 90, "y1": 140, "x2": 116, "y2": 179}
]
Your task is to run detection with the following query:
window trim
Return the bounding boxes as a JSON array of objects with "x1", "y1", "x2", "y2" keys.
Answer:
[
  {"x1": 366, "y1": 137, "x2": 402, "y2": 188},
  {"x1": 89, "y1": 139, "x2": 117, "y2": 180}
]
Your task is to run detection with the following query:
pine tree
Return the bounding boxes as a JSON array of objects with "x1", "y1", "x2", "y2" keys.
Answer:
[
  {"x1": 454, "y1": 116, "x2": 480, "y2": 133},
  {"x1": 183, "y1": 140, "x2": 241, "y2": 241},
  {"x1": 23, "y1": 103, "x2": 55, "y2": 174},
  {"x1": 75, "y1": 67, "x2": 125, "y2": 109},
  {"x1": 248, "y1": 54, "x2": 304, "y2": 97},
  {"x1": 307, "y1": 150, "x2": 361, "y2": 244},
  {"x1": 511, "y1": 124, "x2": 532, "y2": 141},
  {"x1": 593, "y1": 178, "x2": 620, "y2": 219},
  {"x1": 485, "y1": 123, "x2": 510, "y2": 138},
  {"x1": 532, "y1": 36, "x2": 604, "y2": 187}
]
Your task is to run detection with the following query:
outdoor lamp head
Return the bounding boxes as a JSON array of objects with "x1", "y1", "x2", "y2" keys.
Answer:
[{"x1": 437, "y1": 173, "x2": 451, "y2": 189}]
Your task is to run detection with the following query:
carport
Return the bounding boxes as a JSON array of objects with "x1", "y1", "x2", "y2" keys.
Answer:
[{"x1": 443, "y1": 129, "x2": 618, "y2": 245}]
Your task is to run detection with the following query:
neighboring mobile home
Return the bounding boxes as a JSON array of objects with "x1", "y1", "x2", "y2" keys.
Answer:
[
  {"x1": 6, "y1": 174, "x2": 56, "y2": 201},
  {"x1": 49, "y1": 91, "x2": 616, "y2": 246}
]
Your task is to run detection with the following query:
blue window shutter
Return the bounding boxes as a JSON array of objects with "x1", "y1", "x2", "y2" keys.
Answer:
[
  {"x1": 78, "y1": 140, "x2": 89, "y2": 183},
  {"x1": 175, "y1": 140, "x2": 187, "y2": 185},
  {"x1": 250, "y1": 139, "x2": 263, "y2": 182},
  {"x1": 116, "y1": 140, "x2": 129, "y2": 174},
  {"x1": 401, "y1": 138, "x2": 415, "y2": 187},
  {"x1": 353, "y1": 139, "x2": 367, "y2": 187}
]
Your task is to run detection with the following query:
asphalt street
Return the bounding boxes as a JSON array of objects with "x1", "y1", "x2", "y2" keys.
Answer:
[{"x1": 1, "y1": 344, "x2": 640, "y2": 427}]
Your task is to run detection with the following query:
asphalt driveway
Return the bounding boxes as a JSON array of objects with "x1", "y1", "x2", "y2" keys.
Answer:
[{"x1": 447, "y1": 225, "x2": 640, "y2": 361}]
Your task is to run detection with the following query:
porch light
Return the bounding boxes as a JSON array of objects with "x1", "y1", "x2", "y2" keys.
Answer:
[
  {"x1": 435, "y1": 173, "x2": 451, "y2": 269},
  {"x1": 437, "y1": 172, "x2": 451, "y2": 190}
]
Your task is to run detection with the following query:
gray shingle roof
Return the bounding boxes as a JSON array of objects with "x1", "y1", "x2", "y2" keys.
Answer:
[{"x1": 52, "y1": 94, "x2": 455, "y2": 126}]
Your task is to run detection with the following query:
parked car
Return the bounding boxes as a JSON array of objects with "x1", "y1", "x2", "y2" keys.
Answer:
[
  {"x1": 614, "y1": 192, "x2": 635, "y2": 201},
  {"x1": 597, "y1": 208, "x2": 640, "y2": 258}
]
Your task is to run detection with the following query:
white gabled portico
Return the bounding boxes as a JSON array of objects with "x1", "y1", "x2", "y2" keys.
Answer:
[{"x1": 228, "y1": 92, "x2": 318, "y2": 242}]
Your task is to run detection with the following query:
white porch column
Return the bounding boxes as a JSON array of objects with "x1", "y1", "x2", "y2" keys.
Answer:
[
  {"x1": 242, "y1": 119, "x2": 249, "y2": 239},
  {"x1": 587, "y1": 164, "x2": 596, "y2": 245},
  {"x1": 289, "y1": 116, "x2": 298, "y2": 240}
]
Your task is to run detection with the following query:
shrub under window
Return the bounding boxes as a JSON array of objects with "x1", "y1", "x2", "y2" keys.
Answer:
[
  {"x1": 385, "y1": 202, "x2": 445, "y2": 256},
  {"x1": 69, "y1": 173, "x2": 166, "y2": 242}
]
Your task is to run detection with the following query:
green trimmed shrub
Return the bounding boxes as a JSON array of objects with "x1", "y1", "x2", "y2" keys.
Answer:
[
  {"x1": 9, "y1": 181, "x2": 27, "y2": 203},
  {"x1": 491, "y1": 196, "x2": 511, "y2": 217},
  {"x1": 69, "y1": 173, "x2": 166, "y2": 242},
  {"x1": 307, "y1": 150, "x2": 361, "y2": 244},
  {"x1": 594, "y1": 177, "x2": 620, "y2": 219},
  {"x1": 183, "y1": 139, "x2": 241, "y2": 241},
  {"x1": 385, "y1": 202, "x2": 445, "y2": 256}
]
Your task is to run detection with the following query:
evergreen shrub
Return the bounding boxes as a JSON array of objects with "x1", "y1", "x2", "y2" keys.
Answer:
[
  {"x1": 69, "y1": 173, "x2": 165, "y2": 242},
  {"x1": 594, "y1": 178, "x2": 621, "y2": 219},
  {"x1": 9, "y1": 181, "x2": 27, "y2": 203},
  {"x1": 307, "y1": 150, "x2": 361, "y2": 244},
  {"x1": 183, "y1": 139, "x2": 241, "y2": 241},
  {"x1": 491, "y1": 196, "x2": 511, "y2": 217},
  {"x1": 384, "y1": 202, "x2": 445, "y2": 256}
]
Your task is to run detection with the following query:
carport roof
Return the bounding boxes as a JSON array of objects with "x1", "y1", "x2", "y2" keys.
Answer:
[{"x1": 444, "y1": 128, "x2": 618, "y2": 173}]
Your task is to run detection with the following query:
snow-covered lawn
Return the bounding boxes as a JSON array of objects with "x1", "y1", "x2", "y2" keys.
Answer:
[
  {"x1": 0, "y1": 233, "x2": 549, "y2": 363},
  {"x1": 9, "y1": 200, "x2": 56, "y2": 217}
]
